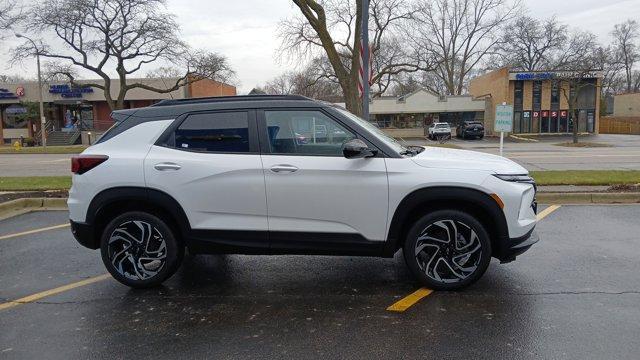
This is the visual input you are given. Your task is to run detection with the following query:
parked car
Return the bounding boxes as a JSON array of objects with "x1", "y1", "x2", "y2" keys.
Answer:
[
  {"x1": 457, "y1": 121, "x2": 485, "y2": 140},
  {"x1": 69, "y1": 95, "x2": 538, "y2": 290},
  {"x1": 427, "y1": 122, "x2": 452, "y2": 140}
]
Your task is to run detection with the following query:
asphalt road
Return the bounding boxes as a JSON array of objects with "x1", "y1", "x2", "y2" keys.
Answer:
[
  {"x1": 1, "y1": 205, "x2": 639, "y2": 359},
  {"x1": 2, "y1": 134, "x2": 640, "y2": 176}
]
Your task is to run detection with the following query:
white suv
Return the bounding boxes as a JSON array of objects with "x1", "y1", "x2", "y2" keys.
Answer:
[
  {"x1": 69, "y1": 95, "x2": 538, "y2": 290},
  {"x1": 427, "y1": 122, "x2": 452, "y2": 140}
]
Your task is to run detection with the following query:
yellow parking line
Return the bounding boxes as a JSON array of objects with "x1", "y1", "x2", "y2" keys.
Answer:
[
  {"x1": 0, "y1": 223, "x2": 69, "y2": 241},
  {"x1": 387, "y1": 287, "x2": 433, "y2": 312},
  {"x1": 537, "y1": 205, "x2": 561, "y2": 221},
  {"x1": 0, "y1": 274, "x2": 111, "y2": 312}
]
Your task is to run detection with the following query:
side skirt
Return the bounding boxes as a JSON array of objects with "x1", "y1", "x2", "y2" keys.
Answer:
[{"x1": 186, "y1": 230, "x2": 392, "y2": 257}]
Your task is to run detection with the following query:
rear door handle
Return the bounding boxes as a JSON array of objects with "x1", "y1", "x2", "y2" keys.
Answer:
[
  {"x1": 270, "y1": 164, "x2": 298, "y2": 173},
  {"x1": 154, "y1": 162, "x2": 181, "y2": 171}
]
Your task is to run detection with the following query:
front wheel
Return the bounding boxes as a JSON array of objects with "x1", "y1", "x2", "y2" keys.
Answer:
[
  {"x1": 403, "y1": 210, "x2": 492, "y2": 290},
  {"x1": 100, "y1": 211, "x2": 183, "y2": 288}
]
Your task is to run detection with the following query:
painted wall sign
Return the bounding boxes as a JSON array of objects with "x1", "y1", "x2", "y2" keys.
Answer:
[
  {"x1": 49, "y1": 84, "x2": 94, "y2": 98},
  {"x1": 5, "y1": 106, "x2": 27, "y2": 114}
]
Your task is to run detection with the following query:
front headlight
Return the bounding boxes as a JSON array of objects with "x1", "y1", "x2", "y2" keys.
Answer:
[{"x1": 493, "y1": 174, "x2": 535, "y2": 184}]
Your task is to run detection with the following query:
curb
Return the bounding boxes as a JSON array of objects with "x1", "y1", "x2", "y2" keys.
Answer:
[
  {"x1": 0, "y1": 198, "x2": 68, "y2": 221},
  {"x1": 537, "y1": 192, "x2": 640, "y2": 204}
]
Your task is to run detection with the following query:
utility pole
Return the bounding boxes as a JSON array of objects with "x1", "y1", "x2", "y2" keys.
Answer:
[
  {"x1": 361, "y1": 0, "x2": 370, "y2": 121},
  {"x1": 15, "y1": 33, "x2": 46, "y2": 149}
]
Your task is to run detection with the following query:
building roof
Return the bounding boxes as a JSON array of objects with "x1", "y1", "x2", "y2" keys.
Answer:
[{"x1": 370, "y1": 88, "x2": 486, "y2": 114}]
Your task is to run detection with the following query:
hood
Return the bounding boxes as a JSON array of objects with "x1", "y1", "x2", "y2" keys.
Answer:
[{"x1": 410, "y1": 146, "x2": 527, "y2": 174}]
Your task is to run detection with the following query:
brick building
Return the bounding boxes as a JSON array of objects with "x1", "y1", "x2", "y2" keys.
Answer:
[
  {"x1": 0, "y1": 77, "x2": 236, "y2": 145},
  {"x1": 469, "y1": 68, "x2": 602, "y2": 135}
]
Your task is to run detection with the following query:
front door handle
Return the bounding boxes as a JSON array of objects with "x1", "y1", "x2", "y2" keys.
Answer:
[
  {"x1": 270, "y1": 164, "x2": 298, "y2": 173},
  {"x1": 154, "y1": 162, "x2": 181, "y2": 171}
]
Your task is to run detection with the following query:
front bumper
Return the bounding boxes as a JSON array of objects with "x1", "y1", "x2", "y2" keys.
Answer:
[
  {"x1": 70, "y1": 220, "x2": 99, "y2": 249},
  {"x1": 499, "y1": 228, "x2": 539, "y2": 263}
]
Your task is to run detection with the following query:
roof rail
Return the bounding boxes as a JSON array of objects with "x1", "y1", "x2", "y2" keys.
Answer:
[{"x1": 151, "y1": 94, "x2": 311, "y2": 107}]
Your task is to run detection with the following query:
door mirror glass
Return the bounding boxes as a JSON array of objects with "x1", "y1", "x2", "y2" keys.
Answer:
[{"x1": 342, "y1": 139, "x2": 376, "y2": 159}]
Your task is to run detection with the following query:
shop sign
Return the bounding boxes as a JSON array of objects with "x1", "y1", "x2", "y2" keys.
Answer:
[
  {"x1": 15, "y1": 86, "x2": 25, "y2": 97},
  {"x1": 0, "y1": 88, "x2": 18, "y2": 99},
  {"x1": 533, "y1": 111, "x2": 539, "y2": 118},
  {"x1": 542, "y1": 110, "x2": 549, "y2": 117},
  {"x1": 512, "y1": 71, "x2": 602, "y2": 81},
  {"x1": 551, "y1": 111, "x2": 558, "y2": 117},
  {"x1": 49, "y1": 84, "x2": 94, "y2": 98},
  {"x1": 560, "y1": 110, "x2": 567, "y2": 117}
]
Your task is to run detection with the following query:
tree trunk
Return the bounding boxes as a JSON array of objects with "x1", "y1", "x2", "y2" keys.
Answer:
[{"x1": 571, "y1": 106, "x2": 578, "y2": 144}]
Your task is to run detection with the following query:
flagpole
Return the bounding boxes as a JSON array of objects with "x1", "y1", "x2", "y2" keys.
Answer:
[{"x1": 361, "y1": 0, "x2": 370, "y2": 121}]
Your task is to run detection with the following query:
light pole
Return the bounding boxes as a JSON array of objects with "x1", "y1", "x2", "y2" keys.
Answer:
[
  {"x1": 15, "y1": 33, "x2": 46, "y2": 149},
  {"x1": 361, "y1": 0, "x2": 370, "y2": 121}
]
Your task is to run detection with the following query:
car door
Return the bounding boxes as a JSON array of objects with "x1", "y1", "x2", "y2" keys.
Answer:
[
  {"x1": 144, "y1": 110, "x2": 268, "y2": 246},
  {"x1": 258, "y1": 109, "x2": 389, "y2": 245}
]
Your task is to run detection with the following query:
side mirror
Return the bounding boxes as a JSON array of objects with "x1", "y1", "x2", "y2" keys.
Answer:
[{"x1": 342, "y1": 139, "x2": 377, "y2": 159}]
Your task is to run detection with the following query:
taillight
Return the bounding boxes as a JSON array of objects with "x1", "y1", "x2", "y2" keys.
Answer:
[{"x1": 71, "y1": 155, "x2": 109, "y2": 174}]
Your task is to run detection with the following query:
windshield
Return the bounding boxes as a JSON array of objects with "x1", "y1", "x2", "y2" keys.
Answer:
[{"x1": 335, "y1": 107, "x2": 406, "y2": 154}]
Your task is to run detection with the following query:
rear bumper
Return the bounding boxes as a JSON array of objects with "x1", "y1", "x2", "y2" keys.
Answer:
[
  {"x1": 498, "y1": 228, "x2": 539, "y2": 263},
  {"x1": 70, "y1": 220, "x2": 99, "y2": 249}
]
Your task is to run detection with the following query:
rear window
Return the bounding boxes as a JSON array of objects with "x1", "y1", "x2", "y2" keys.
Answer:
[
  {"x1": 95, "y1": 112, "x2": 131, "y2": 144},
  {"x1": 436, "y1": 124, "x2": 449, "y2": 128},
  {"x1": 173, "y1": 111, "x2": 250, "y2": 153}
]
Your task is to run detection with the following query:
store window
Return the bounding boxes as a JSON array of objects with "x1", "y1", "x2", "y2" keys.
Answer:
[
  {"x1": 550, "y1": 110, "x2": 559, "y2": 132},
  {"x1": 2, "y1": 105, "x2": 29, "y2": 129},
  {"x1": 551, "y1": 81, "x2": 560, "y2": 107},
  {"x1": 514, "y1": 81, "x2": 523, "y2": 110},
  {"x1": 541, "y1": 110, "x2": 549, "y2": 133},
  {"x1": 559, "y1": 110, "x2": 568, "y2": 132},
  {"x1": 532, "y1": 81, "x2": 542, "y2": 110}
]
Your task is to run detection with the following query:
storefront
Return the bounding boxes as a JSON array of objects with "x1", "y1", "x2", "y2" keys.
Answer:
[
  {"x1": 469, "y1": 68, "x2": 602, "y2": 135},
  {"x1": 369, "y1": 89, "x2": 486, "y2": 137},
  {"x1": 0, "y1": 78, "x2": 236, "y2": 145}
]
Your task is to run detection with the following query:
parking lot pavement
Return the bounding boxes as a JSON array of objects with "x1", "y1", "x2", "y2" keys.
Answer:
[
  {"x1": 0, "y1": 154, "x2": 72, "y2": 177},
  {"x1": 1, "y1": 205, "x2": 640, "y2": 359},
  {"x1": 411, "y1": 134, "x2": 640, "y2": 171}
]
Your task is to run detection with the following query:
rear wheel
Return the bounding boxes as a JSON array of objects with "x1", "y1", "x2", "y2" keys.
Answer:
[
  {"x1": 100, "y1": 211, "x2": 183, "y2": 288},
  {"x1": 403, "y1": 210, "x2": 491, "y2": 290}
]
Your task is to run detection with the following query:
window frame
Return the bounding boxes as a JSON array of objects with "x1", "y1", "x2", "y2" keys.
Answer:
[
  {"x1": 156, "y1": 109, "x2": 259, "y2": 155},
  {"x1": 256, "y1": 107, "x2": 383, "y2": 158}
]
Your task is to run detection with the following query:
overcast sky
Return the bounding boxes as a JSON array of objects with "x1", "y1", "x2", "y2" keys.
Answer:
[{"x1": 3, "y1": 0, "x2": 640, "y2": 94}]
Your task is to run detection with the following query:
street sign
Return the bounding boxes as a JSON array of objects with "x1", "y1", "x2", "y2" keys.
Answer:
[{"x1": 495, "y1": 104, "x2": 513, "y2": 133}]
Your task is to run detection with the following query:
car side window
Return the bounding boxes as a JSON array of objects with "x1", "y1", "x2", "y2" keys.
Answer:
[
  {"x1": 174, "y1": 112, "x2": 250, "y2": 153},
  {"x1": 265, "y1": 110, "x2": 356, "y2": 156}
]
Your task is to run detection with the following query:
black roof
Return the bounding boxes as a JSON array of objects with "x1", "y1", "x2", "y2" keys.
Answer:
[{"x1": 117, "y1": 94, "x2": 324, "y2": 119}]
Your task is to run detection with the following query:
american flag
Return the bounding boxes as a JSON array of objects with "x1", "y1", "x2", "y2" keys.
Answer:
[{"x1": 358, "y1": 39, "x2": 373, "y2": 98}]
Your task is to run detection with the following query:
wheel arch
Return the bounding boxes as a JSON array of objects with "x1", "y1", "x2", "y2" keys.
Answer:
[
  {"x1": 385, "y1": 186, "x2": 510, "y2": 259},
  {"x1": 87, "y1": 187, "x2": 190, "y2": 248}
]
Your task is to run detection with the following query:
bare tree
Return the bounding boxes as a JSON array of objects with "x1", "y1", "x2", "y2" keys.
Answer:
[
  {"x1": 280, "y1": 0, "x2": 433, "y2": 116},
  {"x1": 556, "y1": 32, "x2": 600, "y2": 144},
  {"x1": 497, "y1": 16, "x2": 567, "y2": 71},
  {"x1": 611, "y1": 19, "x2": 640, "y2": 93},
  {"x1": 262, "y1": 65, "x2": 343, "y2": 102},
  {"x1": 0, "y1": 0, "x2": 21, "y2": 37},
  {"x1": 411, "y1": 0, "x2": 520, "y2": 95},
  {"x1": 13, "y1": 0, "x2": 233, "y2": 110}
]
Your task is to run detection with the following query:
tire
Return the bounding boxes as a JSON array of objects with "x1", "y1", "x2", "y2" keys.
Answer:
[
  {"x1": 100, "y1": 211, "x2": 183, "y2": 288},
  {"x1": 403, "y1": 210, "x2": 492, "y2": 290}
]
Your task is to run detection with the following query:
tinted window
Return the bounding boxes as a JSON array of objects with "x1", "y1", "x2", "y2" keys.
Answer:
[
  {"x1": 174, "y1": 112, "x2": 250, "y2": 152},
  {"x1": 265, "y1": 110, "x2": 355, "y2": 156}
]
